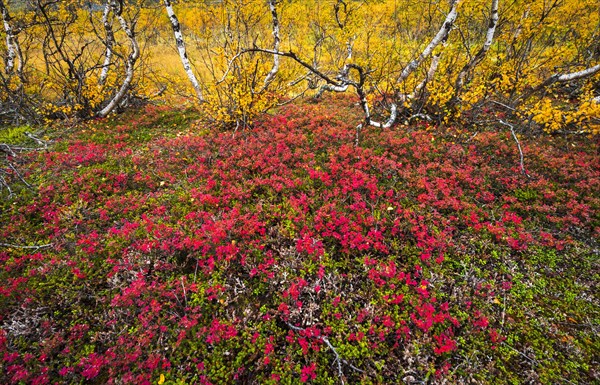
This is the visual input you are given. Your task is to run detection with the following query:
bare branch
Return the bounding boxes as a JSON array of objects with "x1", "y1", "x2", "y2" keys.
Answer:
[
  {"x1": 334, "y1": 0, "x2": 348, "y2": 29},
  {"x1": 24, "y1": 132, "x2": 49, "y2": 149},
  {"x1": 241, "y1": 48, "x2": 342, "y2": 86},
  {"x1": 516, "y1": 63, "x2": 600, "y2": 104},
  {"x1": 286, "y1": 322, "x2": 368, "y2": 383},
  {"x1": 499, "y1": 119, "x2": 530, "y2": 178},
  {"x1": 0, "y1": 243, "x2": 53, "y2": 250}
]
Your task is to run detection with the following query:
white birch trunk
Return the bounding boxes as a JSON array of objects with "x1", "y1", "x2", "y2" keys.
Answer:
[
  {"x1": 262, "y1": 0, "x2": 281, "y2": 88},
  {"x1": 163, "y1": 0, "x2": 203, "y2": 101},
  {"x1": 315, "y1": 38, "x2": 354, "y2": 98},
  {"x1": 99, "y1": 1, "x2": 114, "y2": 85},
  {"x1": 556, "y1": 64, "x2": 600, "y2": 82},
  {"x1": 517, "y1": 63, "x2": 600, "y2": 104},
  {"x1": 97, "y1": 4, "x2": 139, "y2": 118},
  {"x1": 413, "y1": 50, "x2": 443, "y2": 97},
  {"x1": 369, "y1": 103, "x2": 398, "y2": 129},
  {"x1": 0, "y1": 0, "x2": 19, "y2": 76},
  {"x1": 455, "y1": 0, "x2": 498, "y2": 92},
  {"x1": 398, "y1": 0, "x2": 460, "y2": 83}
]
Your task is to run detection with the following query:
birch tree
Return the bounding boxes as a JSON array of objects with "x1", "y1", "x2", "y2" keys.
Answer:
[
  {"x1": 97, "y1": 0, "x2": 139, "y2": 117},
  {"x1": 0, "y1": 0, "x2": 22, "y2": 77},
  {"x1": 453, "y1": 0, "x2": 499, "y2": 100},
  {"x1": 397, "y1": 0, "x2": 461, "y2": 84},
  {"x1": 261, "y1": 0, "x2": 281, "y2": 89},
  {"x1": 98, "y1": 0, "x2": 114, "y2": 86},
  {"x1": 163, "y1": 0, "x2": 203, "y2": 101}
]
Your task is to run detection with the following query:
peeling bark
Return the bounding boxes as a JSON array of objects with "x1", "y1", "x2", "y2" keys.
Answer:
[
  {"x1": 163, "y1": 0, "x2": 203, "y2": 101},
  {"x1": 97, "y1": 1, "x2": 139, "y2": 118}
]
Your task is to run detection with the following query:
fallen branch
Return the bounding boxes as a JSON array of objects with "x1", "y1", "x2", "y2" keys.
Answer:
[
  {"x1": 0, "y1": 242, "x2": 53, "y2": 250},
  {"x1": 24, "y1": 132, "x2": 49, "y2": 149}
]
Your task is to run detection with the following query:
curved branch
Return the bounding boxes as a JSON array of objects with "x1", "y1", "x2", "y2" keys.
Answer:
[
  {"x1": 515, "y1": 63, "x2": 600, "y2": 104},
  {"x1": 241, "y1": 47, "x2": 342, "y2": 86}
]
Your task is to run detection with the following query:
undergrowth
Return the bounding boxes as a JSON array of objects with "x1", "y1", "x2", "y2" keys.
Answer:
[{"x1": 0, "y1": 97, "x2": 598, "y2": 384}]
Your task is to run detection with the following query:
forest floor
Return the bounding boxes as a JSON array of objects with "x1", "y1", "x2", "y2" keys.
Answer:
[{"x1": 1, "y1": 96, "x2": 598, "y2": 384}]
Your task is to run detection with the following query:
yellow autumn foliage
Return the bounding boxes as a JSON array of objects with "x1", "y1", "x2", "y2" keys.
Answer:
[{"x1": 0, "y1": 0, "x2": 598, "y2": 132}]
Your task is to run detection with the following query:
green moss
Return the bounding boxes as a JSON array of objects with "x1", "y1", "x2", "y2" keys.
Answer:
[{"x1": 0, "y1": 125, "x2": 31, "y2": 145}]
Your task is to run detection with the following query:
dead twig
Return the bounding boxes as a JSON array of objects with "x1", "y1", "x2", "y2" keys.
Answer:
[
  {"x1": 0, "y1": 242, "x2": 53, "y2": 250},
  {"x1": 498, "y1": 120, "x2": 531, "y2": 178},
  {"x1": 286, "y1": 322, "x2": 368, "y2": 384}
]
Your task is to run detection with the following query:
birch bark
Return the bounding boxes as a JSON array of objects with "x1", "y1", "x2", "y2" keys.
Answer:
[
  {"x1": 97, "y1": 2, "x2": 139, "y2": 117},
  {"x1": 99, "y1": 0, "x2": 114, "y2": 85},
  {"x1": 262, "y1": 0, "x2": 280, "y2": 89},
  {"x1": 454, "y1": 0, "x2": 498, "y2": 93},
  {"x1": 397, "y1": 0, "x2": 460, "y2": 83},
  {"x1": 0, "y1": 0, "x2": 21, "y2": 77},
  {"x1": 163, "y1": 0, "x2": 203, "y2": 101}
]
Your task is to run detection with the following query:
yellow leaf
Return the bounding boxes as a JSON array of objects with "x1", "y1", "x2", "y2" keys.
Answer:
[{"x1": 158, "y1": 374, "x2": 165, "y2": 385}]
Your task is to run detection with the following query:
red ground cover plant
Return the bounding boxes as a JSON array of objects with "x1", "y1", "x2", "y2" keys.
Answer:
[{"x1": 0, "y1": 96, "x2": 598, "y2": 384}]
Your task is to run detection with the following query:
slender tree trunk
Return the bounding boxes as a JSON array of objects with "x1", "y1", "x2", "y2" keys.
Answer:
[
  {"x1": 515, "y1": 63, "x2": 600, "y2": 105},
  {"x1": 0, "y1": 0, "x2": 21, "y2": 77},
  {"x1": 454, "y1": 0, "x2": 499, "y2": 97},
  {"x1": 99, "y1": 0, "x2": 114, "y2": 85},
  {"x1": 397, "y1": 0, "x2": 460, "y2": 83},
  {"x1": 97, "y1": 2, "x2": 139, "y2": 118},
  {"x1": 163, "y1": 0, "x2": 203, "y2": 101},
  {"x1": 412, "y1": 48, "x2": 444, "y2": 99},
  {"x1": 262, "y1": 0, "x2": 280, "y2": 89}
]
